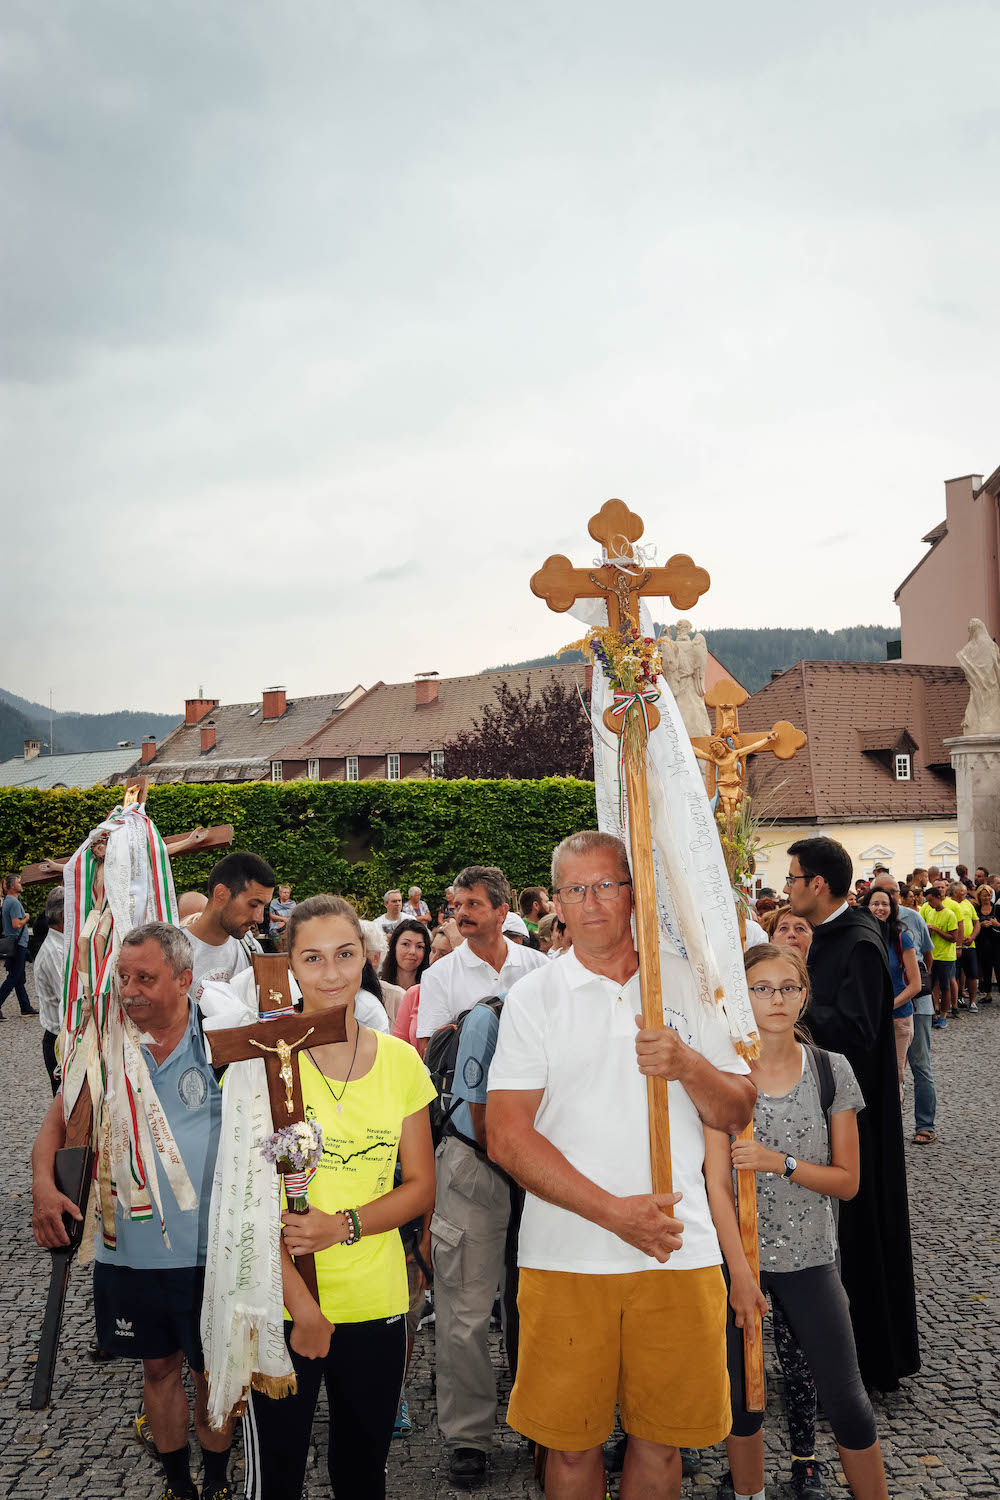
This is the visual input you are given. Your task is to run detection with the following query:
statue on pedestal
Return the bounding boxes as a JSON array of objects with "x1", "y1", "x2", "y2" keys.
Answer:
[{"x1": 957, "y1": 618, "x2": 1000, "y2": 735}]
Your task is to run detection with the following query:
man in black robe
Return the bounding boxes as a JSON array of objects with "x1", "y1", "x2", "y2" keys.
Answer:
[{"x1": 786, "y1": 836, "x2": 920, "y2": 1392}]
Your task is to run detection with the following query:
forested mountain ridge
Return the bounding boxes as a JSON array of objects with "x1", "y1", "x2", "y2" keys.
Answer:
[
  {"x1": 487, "y1": 625, "x2": 896, "y2": 694},
  {"x1": 0, "y1": 688, "x2": 179, "y2": 762}
]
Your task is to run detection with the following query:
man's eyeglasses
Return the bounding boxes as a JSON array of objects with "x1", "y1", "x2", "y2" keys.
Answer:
[
  {"x1": 748, "y1": 983, "x2": 805, "y2": 1001},
  {"x1": 556, "y1": 880, "x2": 632, "y2": 904},
  {"x1": 784, "y1": 874, "x2": 810, "y2": 886}
]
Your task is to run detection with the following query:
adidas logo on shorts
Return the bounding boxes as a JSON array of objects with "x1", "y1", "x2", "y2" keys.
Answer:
[{"x1": 116, "y1": 1318, "x2": 134, "y2": 1337}]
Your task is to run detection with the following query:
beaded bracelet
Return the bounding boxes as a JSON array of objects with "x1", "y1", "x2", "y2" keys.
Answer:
[{"x1": 341, "y1": 1208, "x2": 362, "y2": 1246}]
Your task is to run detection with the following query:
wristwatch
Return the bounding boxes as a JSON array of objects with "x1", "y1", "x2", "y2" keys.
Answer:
[{"x1": 782, "y1": 1154, "x2": 798, "y2": 1179}]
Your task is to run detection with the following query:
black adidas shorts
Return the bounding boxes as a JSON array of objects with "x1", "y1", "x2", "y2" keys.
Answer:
[{"x1": 93, "y1": 1263, "x2": 206, "y2": 1369}]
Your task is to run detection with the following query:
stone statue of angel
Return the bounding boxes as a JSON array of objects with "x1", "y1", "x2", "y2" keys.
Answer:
[{"x1": 660, "y1": 620, "x2": 712, "y2": 739}]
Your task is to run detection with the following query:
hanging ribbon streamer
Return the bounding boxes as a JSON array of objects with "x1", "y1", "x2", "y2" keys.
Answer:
[
  {"x1": 594, "y1": 534, "x2": 658, "y2": 575},
  {"x1": 610, "y1": 685, "x2": 661, "y2": 825}
]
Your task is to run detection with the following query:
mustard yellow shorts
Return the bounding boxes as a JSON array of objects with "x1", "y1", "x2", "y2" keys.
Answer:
[{"x1": 507, "y1": 1265, "x2": 731, "y2": 1452}]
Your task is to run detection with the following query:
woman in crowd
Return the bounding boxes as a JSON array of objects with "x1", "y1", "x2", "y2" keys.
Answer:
[
  {"x1": 392, "y1": 926, "x2": 454, "y2": 1051},
  {"x1": 772, "y1": 908, "x2": 813, "y2": 959},
  {"x1": 245, "y1": 894, "x2": 436, "y2": 1500},
  {"x1": 381, "y1": 918, "x2": 431, "y2": 1004},
  {"x1": 974, "y1": 881, "x2": 998, "y2": 999},
  {"x1": 860, "y1": 886, "x2": 921, "y2": 1093},
  {"x1": 361, "y1": 919, "x2": 404, "y2": 1023},
  {"x1": 705, "y1": 944, "x2": 888, "y2": 1500}
]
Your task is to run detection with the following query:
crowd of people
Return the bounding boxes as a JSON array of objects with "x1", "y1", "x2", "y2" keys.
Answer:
[{"x1": 15, "y1": 830, "x2": 956, "y2": 1500}]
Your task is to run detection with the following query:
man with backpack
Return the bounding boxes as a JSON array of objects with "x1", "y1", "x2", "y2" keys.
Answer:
[{"x1": 421, "y1": 865, "x2": 545, "y2": 1485}]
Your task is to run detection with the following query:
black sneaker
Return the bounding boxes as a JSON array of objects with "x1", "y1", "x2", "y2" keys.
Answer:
[
  {"x1": 449, "y1": 1448, "x2": 487, "y2": 1487},
  {"x1": 791, "y1": 1456, "x2": 833, "y2": 1499},
  {"x1": 716, "y1": 1471, "x2": 736, "y2": 1500},
  {"x1": 681, "y1": 1448, "x2": 703, "y2": 1477}
]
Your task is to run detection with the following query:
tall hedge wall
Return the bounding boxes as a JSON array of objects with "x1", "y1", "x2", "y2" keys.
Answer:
[{"x1": 0, "y1": 779, "x2": 598, "y2": 918}]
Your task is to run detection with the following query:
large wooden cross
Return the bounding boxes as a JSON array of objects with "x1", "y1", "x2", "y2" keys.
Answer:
[
  {"x1": 204, "y1": 954, "x2": 348, "y2": 1303},
  {"x1": 531, "y1": 500, "x2": 712, "y2": 1200}
]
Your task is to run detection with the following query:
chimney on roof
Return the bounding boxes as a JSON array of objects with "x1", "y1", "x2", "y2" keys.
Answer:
[
  {"x1": 584, "y1": 663, "x2": 593, "y2": 696},
  {"x1": 185, "y1": 695, "x2": 219, "y2": 726},
  {"x1": 141, "y1": 736, "x2": 157, "y2": 765},
  {"x1": 23, "y1": 738, "x2": 40, "y2": 762},
  {"x1": 262, "y1": 686, "x2": 287, "y2": 721},
  {"x1": 200, "y1": 722, "x2": 216, "y2": 754},
  {"x1": 415, "y1": 671, "x2": 439, "y2": 707}
]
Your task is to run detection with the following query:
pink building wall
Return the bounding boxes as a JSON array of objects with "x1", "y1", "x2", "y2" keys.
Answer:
[{"x1": 896, "y1": 470, "x2": 1000, "y2": 667}]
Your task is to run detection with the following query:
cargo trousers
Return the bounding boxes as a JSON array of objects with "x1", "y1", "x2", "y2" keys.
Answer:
[{"x1": 431, "y1": 1133, "x2": 511, "y2": 1452}]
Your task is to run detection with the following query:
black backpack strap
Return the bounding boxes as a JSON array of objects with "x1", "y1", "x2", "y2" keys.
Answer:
[{"x1": 804, "y1": 1043, "x2": 835, "y2": 1154}]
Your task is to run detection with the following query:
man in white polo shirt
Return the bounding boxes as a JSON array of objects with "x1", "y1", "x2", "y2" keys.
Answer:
[
  {"x1": 415, "y1": 865, "x2": 545, "y2": 1050},
  {"x1": 488, "y1": 831, "x2": 755, "y2": 1500}
]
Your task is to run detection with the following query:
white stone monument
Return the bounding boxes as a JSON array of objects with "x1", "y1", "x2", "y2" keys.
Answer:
[{"x1": 945, "y1": 618, "x2": 1000, "y2": 874}]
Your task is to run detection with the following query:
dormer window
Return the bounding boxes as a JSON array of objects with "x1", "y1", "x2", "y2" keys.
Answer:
[{"x1": 894, "y1": 754, "x2": 911, "y2": 781}]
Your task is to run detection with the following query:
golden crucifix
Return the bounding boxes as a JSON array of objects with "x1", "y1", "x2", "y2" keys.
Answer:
[
  {"x1": 692, "y1": 679, "x2": 806, "y2": 820},
  {"x1": 249, "y1": 1029, "x2": 316, "y2": 1116}
]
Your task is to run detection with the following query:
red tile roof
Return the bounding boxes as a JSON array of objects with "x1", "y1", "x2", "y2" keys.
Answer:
[
  {"x1": 282, "y1": 663, "x2": 592, "y2": 760},
  {"x1": 740, "y1": 661, "x2": 965, "y2": 823}
]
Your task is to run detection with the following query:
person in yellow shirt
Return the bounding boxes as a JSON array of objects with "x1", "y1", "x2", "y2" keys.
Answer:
[
  {"x1": 244, "y1": 894, "x2": 436, "y2": 1500},
  {"x1": 920, "y1": 888, "x2": 959, "y2": 1028},
  {"x1": 951, "y1": 881, "x2": 982, "y2": 1012}
]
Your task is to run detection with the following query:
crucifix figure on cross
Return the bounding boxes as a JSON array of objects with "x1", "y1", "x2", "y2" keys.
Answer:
[
  {"x1": 203, "y1": 955, "x2": 346, "y2": 1303},
  {"x1": 692, "y1": 678, "x2": 807, "y2": 821}
]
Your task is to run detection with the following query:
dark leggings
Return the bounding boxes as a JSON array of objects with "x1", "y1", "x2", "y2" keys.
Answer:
[
  {"x1": 42, "y1": 1030, "x2": 59, "y2": 1096},
  {"x1": 243, "y1": 1316, "x2": 406, "y2": 1500},
  {"x1": 727, "y1": 1262, "x2": 876, "y2": 1451}
]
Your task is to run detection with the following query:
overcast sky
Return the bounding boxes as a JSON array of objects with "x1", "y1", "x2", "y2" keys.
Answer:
[{"x1": 3, "y1": 1, "x2": 998, "y2": 713}]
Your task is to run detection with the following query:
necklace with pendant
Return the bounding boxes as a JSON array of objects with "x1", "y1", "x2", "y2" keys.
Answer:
[{"x1": 307, "y1": 1026, "x2": 361, "y2": 1114}]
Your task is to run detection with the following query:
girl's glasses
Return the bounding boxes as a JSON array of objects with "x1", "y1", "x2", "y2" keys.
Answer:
[{"x1": 749, "y1": 983, "x2": 804, "y2": 1000}]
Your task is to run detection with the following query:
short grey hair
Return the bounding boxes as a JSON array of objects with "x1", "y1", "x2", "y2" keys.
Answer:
[
  {"x1": 383, "y1": 888, "x2": 401, "y2": 902},
  {"x1": 407, "y1": 886, "x2": 421, "y2": 899},
  {"x1": 454, "y1": 865, "x2": 511, "y2": 911},
  {"x1": 551, "y1": 832, "x2": 631, "y2": 891},
  {"x1": 44, "y1": 889, "x2": 65, "y2": 925},
  {"x1": 359, "y1": 919, "x2": 388, "y2": 963},
  {"x1": 120, "y1": 921, "x2": 193, "y2": 978}
]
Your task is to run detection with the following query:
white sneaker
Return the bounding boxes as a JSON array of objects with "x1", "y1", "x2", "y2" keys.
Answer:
[{"x1": 969, "y1": 1002, "x2": 979, "y2": 1012}]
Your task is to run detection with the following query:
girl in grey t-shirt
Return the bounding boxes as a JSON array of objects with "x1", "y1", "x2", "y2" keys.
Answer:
[{"x1": 705, "y1": 943, "x2": 888, "y2": 1500}]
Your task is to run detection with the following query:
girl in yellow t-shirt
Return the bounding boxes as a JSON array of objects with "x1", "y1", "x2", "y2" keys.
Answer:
[{"x1": 245, "y1": 894, "x2": 436, "y2": 1500}]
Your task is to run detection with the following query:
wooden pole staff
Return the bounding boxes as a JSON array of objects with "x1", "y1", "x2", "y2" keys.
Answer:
[{"x1": 694, "y1": 679, "x2": 806, "y2": 1412}]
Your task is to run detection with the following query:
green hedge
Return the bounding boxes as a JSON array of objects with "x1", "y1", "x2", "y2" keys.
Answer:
[{"x1": 0, "y1": 779, "x2": 598, "y2": 918}]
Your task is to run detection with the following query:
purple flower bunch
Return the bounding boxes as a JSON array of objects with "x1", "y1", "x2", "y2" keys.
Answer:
[{"x1": 258, "y1": 1119, "x2": 323, "y2": 1173}]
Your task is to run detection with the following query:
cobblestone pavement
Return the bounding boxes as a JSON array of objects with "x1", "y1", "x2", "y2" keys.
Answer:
[{"x1": 2, "y1": 974, "x2": 998, "y2": 1499}]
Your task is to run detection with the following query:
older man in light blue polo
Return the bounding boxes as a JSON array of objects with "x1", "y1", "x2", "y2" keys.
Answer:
[{"x1": 31, "y1": 922, "x2": 233, "y2": 1500}]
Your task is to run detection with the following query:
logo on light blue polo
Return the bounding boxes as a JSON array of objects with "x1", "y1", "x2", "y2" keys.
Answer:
[{"x1": 178, "y1": 1067, "x2": 209, "y2": 1109}]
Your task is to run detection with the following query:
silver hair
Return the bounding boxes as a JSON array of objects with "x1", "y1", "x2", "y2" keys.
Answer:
[
  {"x1": 44, "y1": 888, "x2": 66, "y2": 925},
  {"x1": 120, "y1": 921, "x2": 193, "y2": 978},
  {"x1": 383, "y1": 888, "x2": 401, "y2": 902},
  {"x1": 407, "y1": 886, "x2": 421, "y2": 899},
  {"x1": 359, "y1": 919, "x2": 388, "y2": 962},
  {"x1": 453, "y1": 865, "x2": 511, "y2": 911},
  {"x1": 551, "y1": 831, "x2": 631, "y2": 891}
]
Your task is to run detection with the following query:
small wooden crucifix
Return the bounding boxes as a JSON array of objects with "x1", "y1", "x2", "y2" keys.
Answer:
[
  {"x1": 531, "y1": 499, "x2": 712, "y2": 1199},
  {"x1": 204, "y1": 954, "x2": 348, "y2": 1303}
]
